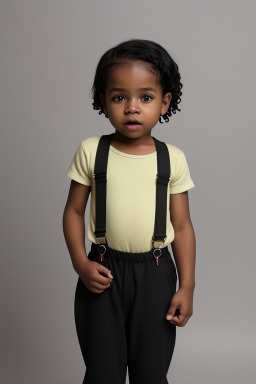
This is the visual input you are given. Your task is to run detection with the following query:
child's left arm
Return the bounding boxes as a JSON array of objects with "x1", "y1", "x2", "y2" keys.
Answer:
[{"x1": 166, "y1": 191, "x2": 196, "y2": 327}]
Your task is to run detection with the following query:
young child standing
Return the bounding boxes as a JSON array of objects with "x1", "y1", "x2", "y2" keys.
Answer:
[{"x1": 63, "y1": 39, "x2": 196, "y2": 384}]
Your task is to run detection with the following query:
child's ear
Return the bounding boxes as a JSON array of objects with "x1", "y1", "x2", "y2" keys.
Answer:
[
  {"x1": 161, "y1": 92, "x2": 172, "y2": 115},
  {"x1": 99, "y1": 93, "x2": 108, "y2": 114}
]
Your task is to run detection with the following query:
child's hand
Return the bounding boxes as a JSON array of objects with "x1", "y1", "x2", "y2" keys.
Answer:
[
  {"x1": 78, "y1": 259, "x2": 113, "y2": 294},
  {"x1": 166, "y1": 287, "x2": 194, "y2": 327}
]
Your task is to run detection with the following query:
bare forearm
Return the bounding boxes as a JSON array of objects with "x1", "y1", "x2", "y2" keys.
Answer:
[
  {"x1": 62, "y1": 209, "x2": 89, "y2": 272},
  {"x1": 171, "y1": 223, "x2": 196, "y2": 290}
]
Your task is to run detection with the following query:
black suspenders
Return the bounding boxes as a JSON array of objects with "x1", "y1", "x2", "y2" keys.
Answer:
[{"x1": 93, "y1": 132, "x2": 171, "y2": 265}]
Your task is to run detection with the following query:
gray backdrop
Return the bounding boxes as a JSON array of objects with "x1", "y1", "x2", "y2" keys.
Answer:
[{"x1": 1, "y1": 1, "x2": 255, "y2": 383}]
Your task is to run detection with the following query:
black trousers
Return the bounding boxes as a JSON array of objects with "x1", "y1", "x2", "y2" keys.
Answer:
[{"x1": 74, "y1": 242, "x2": 177, "y2": 384}]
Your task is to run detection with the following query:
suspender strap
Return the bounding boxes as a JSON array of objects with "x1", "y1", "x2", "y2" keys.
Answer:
[
  {"x1": 93, "y1": 133, "x2": 114, "y2": 245},
  {"x1": 152, "y1": 137, "x2": 171, "y2": 248},
  {"x1": 93, "y1": 133, "x2": 171, "y2": 250}
]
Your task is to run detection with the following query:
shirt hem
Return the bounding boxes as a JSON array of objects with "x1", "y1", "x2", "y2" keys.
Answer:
[
  {"x1": 169, "y1": 183, "x2": 195, "y2": 194},
  {"x1": 65, "y1": 170, "x2": 91, "y2": 186}
]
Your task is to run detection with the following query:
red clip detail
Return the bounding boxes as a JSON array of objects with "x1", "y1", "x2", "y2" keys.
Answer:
[
  {"x1": 156, "y1": 256, "x2": 159, "y2": 266},
  {"x1": 98, "y1": 244, "x2": 106, "y2": 262}
]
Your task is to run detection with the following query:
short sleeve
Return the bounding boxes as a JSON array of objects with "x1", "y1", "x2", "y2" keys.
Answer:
[
  {"x1": 169, "y1": 151, "x2": 195, "y2": 194},
  {"x1": 65, "y1": 141, "x2": 91, "y2": 186}
]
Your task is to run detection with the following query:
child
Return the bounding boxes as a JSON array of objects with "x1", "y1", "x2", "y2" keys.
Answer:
[{"x1": 63, "y1": 39, "x2": 196, "y2": 384}]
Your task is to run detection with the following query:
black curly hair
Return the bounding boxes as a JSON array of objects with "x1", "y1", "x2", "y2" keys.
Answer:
[{"x1": 90, "y1": 39, "x2": 183, "y2": 124}]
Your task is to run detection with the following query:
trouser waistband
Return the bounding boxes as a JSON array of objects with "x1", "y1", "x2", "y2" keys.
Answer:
[{"x1": 90, "y1": 241, "x2": 170, "y2": 263}]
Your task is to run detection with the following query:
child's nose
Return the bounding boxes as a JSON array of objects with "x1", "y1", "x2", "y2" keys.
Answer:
[{"x1": 125, "y1": 98, "x2": 140, "y2": 113}]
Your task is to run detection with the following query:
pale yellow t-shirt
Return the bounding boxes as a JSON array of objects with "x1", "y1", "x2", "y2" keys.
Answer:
[{"x1": 65, "y1": 136, "x2": 195, "y2": 253}]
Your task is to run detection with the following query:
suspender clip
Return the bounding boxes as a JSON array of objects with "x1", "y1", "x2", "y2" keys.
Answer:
[
  {"x1": 95, "y1": 233, "x2": 107, "y2": 245},
  {"x1": 152, "y1": 236, "x2": 167, "y2": 249},
  {"x1": 95, "y1": 234, "x2": 107, "y2": 262},
  {"x1": 152, "y1": 236, "x2": 167, "y2": 266}
]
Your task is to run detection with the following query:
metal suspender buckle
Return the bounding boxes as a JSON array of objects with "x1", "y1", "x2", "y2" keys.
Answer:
[
  {"x1": 95, "y1": 234, "x2": 107, "y2": 262},
  {"x1": 152, "y1": 236, "x2": 167, "y2": 249},
  {"x1": 152, "y1": 236, "x2": 167, "y2": 266}
]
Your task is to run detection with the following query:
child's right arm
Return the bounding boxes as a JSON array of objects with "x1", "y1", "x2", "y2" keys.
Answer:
[
  {"x1": 63, "y1": 180, "x2": 91, "y2": 272},
  {"x1": 63, "y1": 180, "x2": 113, "y2": 293}
]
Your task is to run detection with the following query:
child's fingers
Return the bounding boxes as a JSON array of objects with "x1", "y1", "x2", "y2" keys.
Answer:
[
  {"x1": 166, "y1": 304, "x2": 178, "y2": 321},
  {"x1": 170, "y1": 312, "x2": 187, "y2": 327},
  {"x1": 169, "y1": 313, "x2": 184, "y2": 325},
  {"x1": 99, "y1": 264, "x2": 113, "y2": 278},
  {"x1": 96, "y1": 264, "x2": 113, "y2": 285}
]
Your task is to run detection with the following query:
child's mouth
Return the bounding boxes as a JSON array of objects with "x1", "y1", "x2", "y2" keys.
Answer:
[{"x1": 125, "y1": 122, "x2": 141, "y2": 130}]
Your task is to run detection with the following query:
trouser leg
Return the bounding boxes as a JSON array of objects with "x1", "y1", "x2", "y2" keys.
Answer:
[
  {"x1": 74, "y1": 249, "x2": 127, "y2": 384},
  {"x1": 127, "y1": 253, "x2": 177, "y2": 384}
]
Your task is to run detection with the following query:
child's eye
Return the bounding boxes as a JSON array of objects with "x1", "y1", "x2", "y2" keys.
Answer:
[
  {"x1": 112, "y1": 94, "x2": 153, "y2": 103},
  {"x1": 141, "y1": 95, "x2": 153, "y2": 102},
  {"x1": 112, "y1": 95, "x2": 125, "y2": 102}
]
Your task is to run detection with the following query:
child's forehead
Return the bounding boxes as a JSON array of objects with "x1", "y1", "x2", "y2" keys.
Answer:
[{"x1": 105, "y1": 60, "x2": 160, "y2": 88}]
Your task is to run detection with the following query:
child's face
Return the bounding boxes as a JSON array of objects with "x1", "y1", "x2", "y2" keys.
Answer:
[{"x1": 99, "y1": 60, "x2": 172, "y2": 137}]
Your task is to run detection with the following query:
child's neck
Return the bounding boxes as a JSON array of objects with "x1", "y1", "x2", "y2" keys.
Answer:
[{"x1": 111, "y1": 131, "x2": 156, "y2": 156}]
